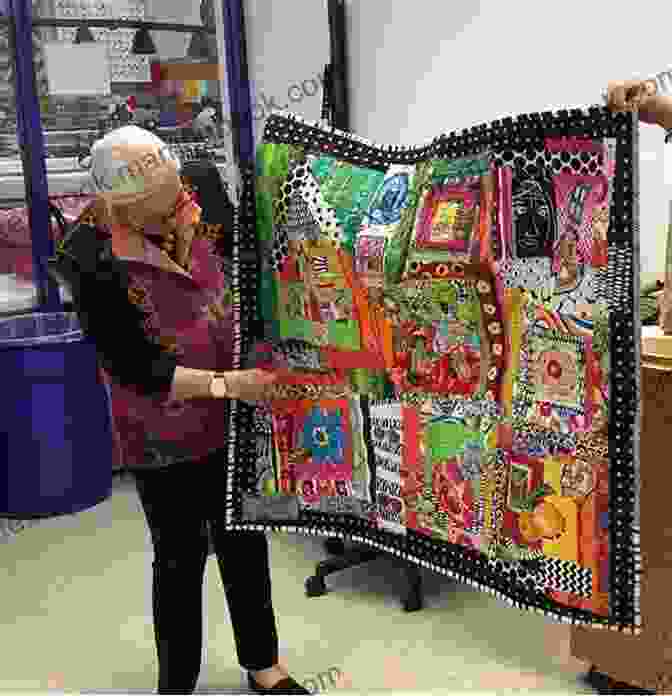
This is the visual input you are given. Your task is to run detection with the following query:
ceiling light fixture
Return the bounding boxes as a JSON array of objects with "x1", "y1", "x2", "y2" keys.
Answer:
[
  {"x1": 131, "y1": 26, "x2": 156, "y2": 55},
  {"x1": 74, "y1": 24, "x2": 95, "y2": 43}
]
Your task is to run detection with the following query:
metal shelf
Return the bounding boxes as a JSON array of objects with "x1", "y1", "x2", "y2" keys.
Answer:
[{"x1": 30, "y1": 17, "x2": 215, "y2": 33}]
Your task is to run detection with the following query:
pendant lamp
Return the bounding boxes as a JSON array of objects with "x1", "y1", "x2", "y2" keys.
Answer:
[
  {"x1": 188, "y1": 0, "x2": 215, "y2": 60},
  {"x1": 131, "y1": 25, "x2": 156, "y2": 55},
  {"x1": 187, "y1": 29, "x2": 211, "y2": 59},
  {"x1": 74, "y1": 23, "x2": 95, "y2": 43}
]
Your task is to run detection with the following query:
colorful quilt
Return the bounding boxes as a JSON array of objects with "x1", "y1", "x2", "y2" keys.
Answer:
[{"x1": 225, "y1": 108, "x2": 641, "y2": 632}]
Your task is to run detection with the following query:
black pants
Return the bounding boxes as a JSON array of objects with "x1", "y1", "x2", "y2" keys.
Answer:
[{"x1": 133, "y1": 452, "x2": 279, "y2": 694}]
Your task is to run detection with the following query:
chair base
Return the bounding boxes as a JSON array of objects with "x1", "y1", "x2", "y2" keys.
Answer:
[{"x1": 305, "y1": 538, "x2": 424, "y2": 612}]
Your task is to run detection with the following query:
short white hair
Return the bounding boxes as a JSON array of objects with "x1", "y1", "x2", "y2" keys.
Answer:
[{"x1": 89, "y1": 125, "x2": 181, "y2": 196}]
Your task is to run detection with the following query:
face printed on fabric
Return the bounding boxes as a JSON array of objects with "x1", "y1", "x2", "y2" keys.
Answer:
[{"x1": 511, "y1": 177, "x2": 556, "y2": 257}]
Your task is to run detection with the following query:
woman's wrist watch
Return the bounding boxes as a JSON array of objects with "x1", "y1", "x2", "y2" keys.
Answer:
[{"x1": 209, "y1": 371, "x2": 230, "y2": 399}]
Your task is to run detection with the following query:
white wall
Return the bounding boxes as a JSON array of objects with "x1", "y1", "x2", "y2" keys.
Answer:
[
  {"x1": 244, "y1": 0, "x2": 329, "y2": 143},
  {"x1": 336, "y1": 0, "x2": 670, "y2": 275},
  {"x1": 145, "y1": 0, "x2": 199, "y2": 60}
]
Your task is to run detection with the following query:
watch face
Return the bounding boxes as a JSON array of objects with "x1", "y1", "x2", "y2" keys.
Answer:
[{"x1": 211, "y1": 376, "x2": 228, "y2": 398}]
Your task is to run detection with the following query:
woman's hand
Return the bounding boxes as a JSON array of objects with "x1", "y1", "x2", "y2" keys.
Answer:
[
  {"x1": 219, "y1": 369, "x2": 277, "y2": 403},
  {"x1": 606, "y1": 79, "x2": 655, "y2": 113},
  {"x1": 606, "y1": 79, "x2": 672, "y2": 129}
]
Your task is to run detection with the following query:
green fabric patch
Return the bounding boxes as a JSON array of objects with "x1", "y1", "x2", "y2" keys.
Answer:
[
  {"x1": 385, "y1": 161, "x2": 432, "y2": 284},
  {"x1": 431, "y1": 282, "x2": 457, "y2": 305},
  {"x1": 257, "y1": 143, "x2": 290, "y2": 324},
  {"x1": 431, "y1": 153, "x2": 491, "y2": 181},
  {"x1": 426, "y1": 421, "x2": 480, "y2": 461},
  {"x1": 328, "y1": 320, "x2": 361, "y2": 350},
  {"x1": 280, "y1": 318, "x2": 314, "y2": 342},
  {"x1": 349, "y1": 368, "x2": 387, "y2": 398},
  {"x1": 456, "y1": 294, "x2": 481, "y2": 324},
  {"x1": 310, "y1": 157, "x2": 385, "y2": 254},
  {"x1": 383, "y1": 283, "x2": 443, "y2": 326}
]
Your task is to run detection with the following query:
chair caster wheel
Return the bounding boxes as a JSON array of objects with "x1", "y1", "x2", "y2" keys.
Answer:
[
  {"x1": 582, "y1": 666, "x2": 611, "y2": 693},
  {"x1": 305, "y1": 575, "x2": 328, "y2": 598},
  {"x1": 582, "y1": 666, "x2": 655, "y2": 695},
  {"x1": 324, "y1": 537, "x2": 346, "y2": 555},
  {"x1": 403, "y1": 593, "x2": 422, "y2": 612}
]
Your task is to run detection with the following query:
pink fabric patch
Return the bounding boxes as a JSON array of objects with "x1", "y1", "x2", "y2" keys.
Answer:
[
  {"x1": 496, "y1": 166, "x2": 513, "y2": 261},
  {"x1": 552, "y1": 173, "x2": 608, "y2": 269},
  {"x1": 544, "y1": 137, "x2": 604, "y2": 154}
]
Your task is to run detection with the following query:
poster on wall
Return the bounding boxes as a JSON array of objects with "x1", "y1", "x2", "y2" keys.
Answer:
[
  {"x1": 43, "y1": 42, "x2": 111, "y2": 97},
  {"x1": 225, "y1": 105, "x2": 641, "y2": 633}
]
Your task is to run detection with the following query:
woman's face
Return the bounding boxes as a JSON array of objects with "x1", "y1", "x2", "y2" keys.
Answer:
[{"x1": 133, "y1": 175, "x2": 184, "y2": 236}]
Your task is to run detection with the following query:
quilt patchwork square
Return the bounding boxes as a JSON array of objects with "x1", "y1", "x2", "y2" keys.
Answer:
[
  {"x1": 415, "y1": 185, "x2": 479, "y2": 252},
  {"x1": 271, "y1": 397, "x2": 367, "y2": 504},
  {"x1": 385, "y1": 277, "x2": 501, "y2": 400},
  {"x1": 520, "y1": 327, "x2": 587, "y2": 409},
  {"x1": 276, "y1": 237, "x2": 360, "y2": 350}
]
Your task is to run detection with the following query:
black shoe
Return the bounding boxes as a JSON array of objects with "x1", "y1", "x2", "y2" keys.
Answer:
[{"x1": 247, "y1": 672, "x2": 310, "y2": 694}]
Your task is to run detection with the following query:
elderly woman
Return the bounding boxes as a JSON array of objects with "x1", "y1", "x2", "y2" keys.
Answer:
[{"x1": 52, "y1": 126, "x2": 308, "y2": 695}]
